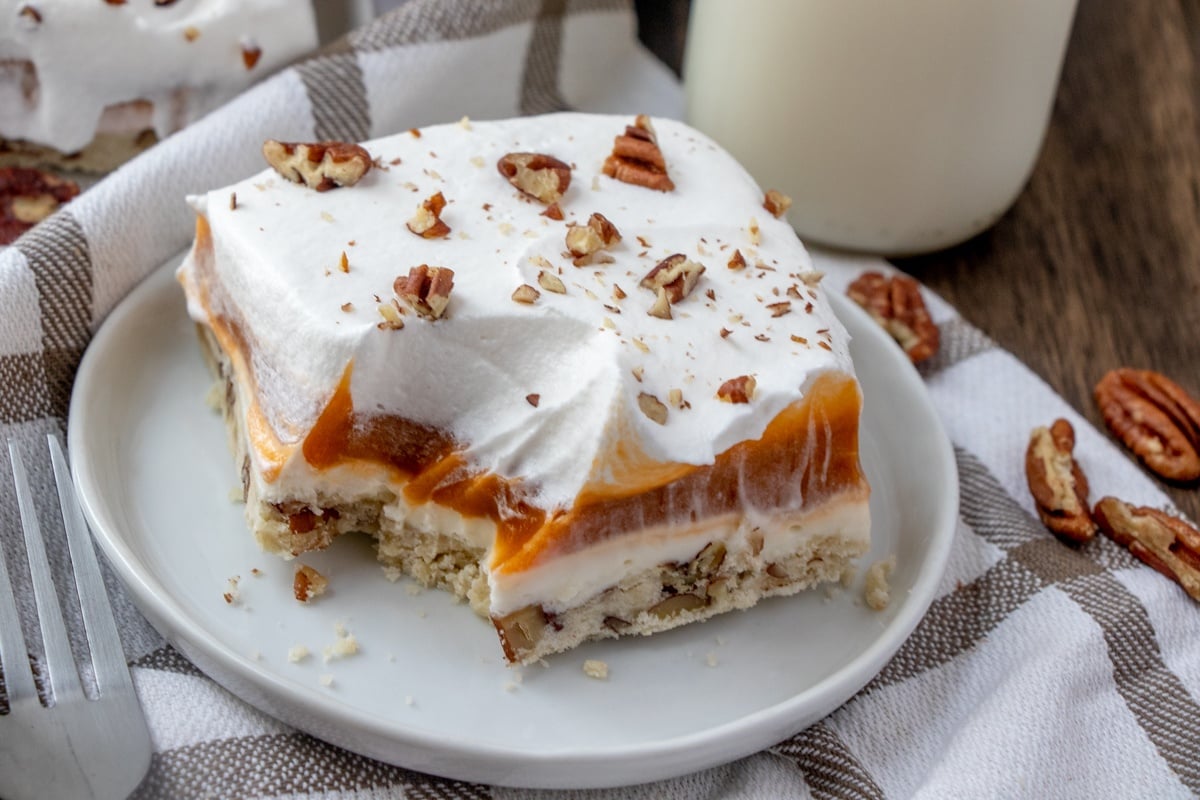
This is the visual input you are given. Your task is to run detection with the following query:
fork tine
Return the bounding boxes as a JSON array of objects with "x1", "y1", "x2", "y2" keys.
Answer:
[
  {"x1": 8, "y1": 440, "x2": 83, "y2": 704},
  {"x1": 0, "y1": 506, "x2": 38, "y2": 707},
  {"x1": 47, "y1": 435, "x2": 133, "y2": 697}
]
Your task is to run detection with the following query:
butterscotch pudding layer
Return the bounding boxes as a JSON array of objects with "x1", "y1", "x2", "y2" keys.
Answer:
[{"x1": 179, "y1": 113, "x2": 872, "y2": 664}]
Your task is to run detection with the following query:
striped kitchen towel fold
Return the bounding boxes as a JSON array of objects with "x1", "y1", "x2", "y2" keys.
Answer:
[{"x1": 1, "y1": 1, "x2": 1198, "y2": 797}]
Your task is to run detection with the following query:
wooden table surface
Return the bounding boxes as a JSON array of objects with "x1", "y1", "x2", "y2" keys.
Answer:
[{"x1": 639, "y1": 0, "x2": 1200, "y2": 522}]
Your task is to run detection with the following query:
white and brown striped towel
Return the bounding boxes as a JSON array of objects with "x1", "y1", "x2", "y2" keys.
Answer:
[{"x1": 2, "y1": 2, "x2": 1199, "y2": 797}]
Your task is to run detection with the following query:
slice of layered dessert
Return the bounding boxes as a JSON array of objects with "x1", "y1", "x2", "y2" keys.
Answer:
[
  {"x1": 177, "y1": 113, "x2": 871, "y2": 664},
  {"x1": 0, "y1": 0, "x2": 316, "y2": 172}
]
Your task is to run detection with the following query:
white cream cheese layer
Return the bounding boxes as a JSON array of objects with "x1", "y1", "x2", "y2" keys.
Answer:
[
  {"x1": 179, "y1": 113, "x2": 856, "y2": 512},
  {"x1": 0, "y1": 0, "x2": 317, "y2": 152}
]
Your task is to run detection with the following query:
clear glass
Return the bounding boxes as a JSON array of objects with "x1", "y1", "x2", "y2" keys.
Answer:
[{"x1": 683, "y1": 0, "x2": 1079, "y2": 256}]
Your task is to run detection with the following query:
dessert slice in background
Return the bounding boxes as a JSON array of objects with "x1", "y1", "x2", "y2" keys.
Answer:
[{"x1": 0, "y1": 0, "x2": 318, "y2": 172}]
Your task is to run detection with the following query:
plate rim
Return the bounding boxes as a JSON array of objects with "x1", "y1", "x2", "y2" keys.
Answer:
[{"x1": 68, "y1": 255, "x2": 958, "y2": 788}]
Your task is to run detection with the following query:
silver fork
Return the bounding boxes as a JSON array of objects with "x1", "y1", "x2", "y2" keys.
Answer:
[{"x1": 0, "y1": 435, "x2": 152, "y2": 800}]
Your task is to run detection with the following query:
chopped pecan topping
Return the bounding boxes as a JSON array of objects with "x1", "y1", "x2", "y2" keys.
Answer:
[
  {"x1": 541, "y1": 202, "x2": 564, "y2": 221},
  {"x1": 496, "y1": 152, "x2": 572, "y2": 204},
  {"x1": 637, "y1": 392, "x2": 669, "y2": 425},
  {"x1": 566, "y1": 212, "x2": 621, "y2": 265},
  {"x1": 0, "y1": 167, "x2": 80, "y2": 245},
  {"x1": 1025, "y1": 419, "x2": 1096, "y2": 544},
  {"x1": 17, "y1": 5, "x2": 42, "y2": 24},
  {"x1": 717, "y1": 375, "x2": 756, "y2": 404},
  {"x1": 293, "y1": 564, "x2": 329, "y2": 603},
  {"x1": 512, "y1": 283, "x2": 541, "y2": 304},
  {"x1": 377, "y1": 301, "x2": 405, "y2": 330},
  {"x1": 338, "y1": 251, "x2": 349, "y2": 273},
  {"x1": 1094, "y1": 497, "x2": 1200, "y2": 602},
  {"x1": 1095, "y1": 368, "x2": 1200, "y2": 483},
  {"x1": 406, "y1": 191, "x2": 451, "y2": 239},
  {"x1": 763, "y1": 189, "x2": 792, "y2": 218},
  {"x1": 603, "y1": 114, "x2": 675, "y2": 191},
  {"x1": 640, "y1": 254, "x2": 706, "y2": 317},
  {"x1": 241, "y1": 40, "x2": 262, "y2": 69},
  {"x1": 727, "y1": 249, "x2": 746, "y2": 271},
  {"x1": 526, "y1": 393, "x2": 540, "y2": 407},
  {"x1": 766, "y1": 301, "x2": 791, "y2": 318},
  {"x1": 846, "y1": 271, "x2": 939, "y2": 363},
  {"x1": 537, "y1": 270, "x2": 566, "y2": 294},
  {"x1": 262, "y1": 139, "x2": 372, "y2": 191},
  {"x1": 394, "y1": 265, "x2": 455, "y2": 320}
]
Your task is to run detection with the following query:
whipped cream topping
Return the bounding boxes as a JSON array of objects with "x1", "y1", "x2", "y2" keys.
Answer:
[
  {"x1": 0, "y1": 0, "x2": 317, "y2": 152},
  {"x1": 179, "y1": 113, "x2": 857, "y2": 512}
]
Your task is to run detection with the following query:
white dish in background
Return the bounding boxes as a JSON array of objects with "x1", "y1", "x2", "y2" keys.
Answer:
[{"x1": 69, "y1": 255, "x2": 957, "y2": 789}]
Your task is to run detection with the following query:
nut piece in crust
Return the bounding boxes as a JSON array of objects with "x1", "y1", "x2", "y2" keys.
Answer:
[
  {"x1": 1095, "y1": 368, "x2": 1200, "y2": 483},
  {"x1": 1094, "y1": 496, "x2": 1200, "y2": 601},
  {"x1": 1025, "y1": 419, "x2": 1096, "y2": 543},
  {"x1": 763, "y1": 189, "x2": 792, "y2": 218},
  {"x1": 394, "y1": 264, "x2": 455, "y2": 320},
  {"x1": 0, "y1": 167, "x2": 80, "y2": 244},
  {"x1": 262, "y1": 139, "x2": 372, "y2": 191},
  {"x1": 406, "y1": 191, "x2": 451, "y2": 239},
  {"x1": 717, "y1": 375, "x2": 756, "y2": 404},
  {"x1": 293, "y1": 564, "x2": 328, "y2": 603},
  {"x1": 566, "y1": 212, "x2": 621, "y2": 262},
  {"x1": 846, "y1": 270, "x2": 939, "y2": 364},
  {"x1": 603, "y1": 114, "x2": 675, "y2": 191},
  {"x1": 647, "y1": 592, "x2": 706, "y2": 619},
  {"x1": 496, "y1": 152, "x2": 572, "y2": 204},
  {"x1": 493, "y1": 604, "x2": 550, "y2": 662}
]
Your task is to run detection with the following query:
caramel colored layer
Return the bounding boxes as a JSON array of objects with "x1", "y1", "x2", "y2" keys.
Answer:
[{"x1": 185, "y1": 214, "x2": 869, "y2": 575}]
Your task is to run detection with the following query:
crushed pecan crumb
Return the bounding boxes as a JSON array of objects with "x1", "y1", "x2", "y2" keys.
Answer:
[
  {"x1": 717, "y1": 375, "x2": 756, "y2": 403},
  {"x1": 229, "y1": 192, "x2": 237, "y2": 210},
  {"x1": 262, "y1": 139, "x2": 372, "y2": 191},
  {"x1": 406, "y1": 191, "x2": 451, "y2": 239},
  {"x1": 541, "y1": 202, "x2": 564, "y2": 220},
  {"x1": 294, "y1": 564, "x2": 329, "y2": 603},
  {"x1": 637, "y1": 392, "x2": 669, "y2": 424},
  {"x1": 526, "y1": 393, "x2": 540, "y2": 407},
  {"x1": 720, "y1": 328, "x2": 732, "y2": 339},
  {"x1": 241, "y1": 40, "x2": 262, "y2": 69},
  {"x1": 377, "y1": 301, "x2": 405, "y2": 330},
  {"x1": 603, "y1": 114, "x2": 674, "y2": 191},
  {"x1": 763, "y1": 189, "x2": 792, "y2": 218},
  {"x1": 537, "y1": 270, "x2": 567, "y2": 294},
  {"x1": 338, "y1": 251, "x2": 349, "y2": 273},
  {"x1": 512, "y1": 284, "x2": 540, "y2": 304}
]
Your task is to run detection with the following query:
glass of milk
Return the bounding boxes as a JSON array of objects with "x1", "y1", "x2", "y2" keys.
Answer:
[{"x1": 683, "y1": 0, "x2": 1079, "y2": 256}]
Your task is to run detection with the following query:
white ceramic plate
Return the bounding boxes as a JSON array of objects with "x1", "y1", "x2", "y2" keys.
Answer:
[{"x1": 70, "y1": 256, "x2": 957, "y2": 789}]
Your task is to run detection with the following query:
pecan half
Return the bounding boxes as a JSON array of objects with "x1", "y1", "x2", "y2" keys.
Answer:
[
  {"x1": 566, "y1": 212, "x2": 621, "y2": 262},
  {"x1": 262, "y1": 139, "x2": 372, "y2": 191},
  {"x1": 1025, "y1": 419, "x2": 1096, "y2": 543},
  {"x1": 1094, "y1": 496, "x2": 1200, "y2": 602},
  {"x1": 846, "y1": 271, "x2": 939, "y2": 364},
  {"x1": 0, "y1": 167, "x2": 80, "y2": 244},
  {"x1": 406, "y1": 191, "x2": 451, "y2": 238},
  {"x1": 1095, "y1": 368, "x2": 1200, "y2": 483},
  {"x1": 496, "y1": 152, "x2": 571, "y2": 204},
  {"x1": 603, "y1": 114, "x2": 674, "y2": 191},
  {"x1": 394, "y1": 265, "x2": 454, "y2": 319}
]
